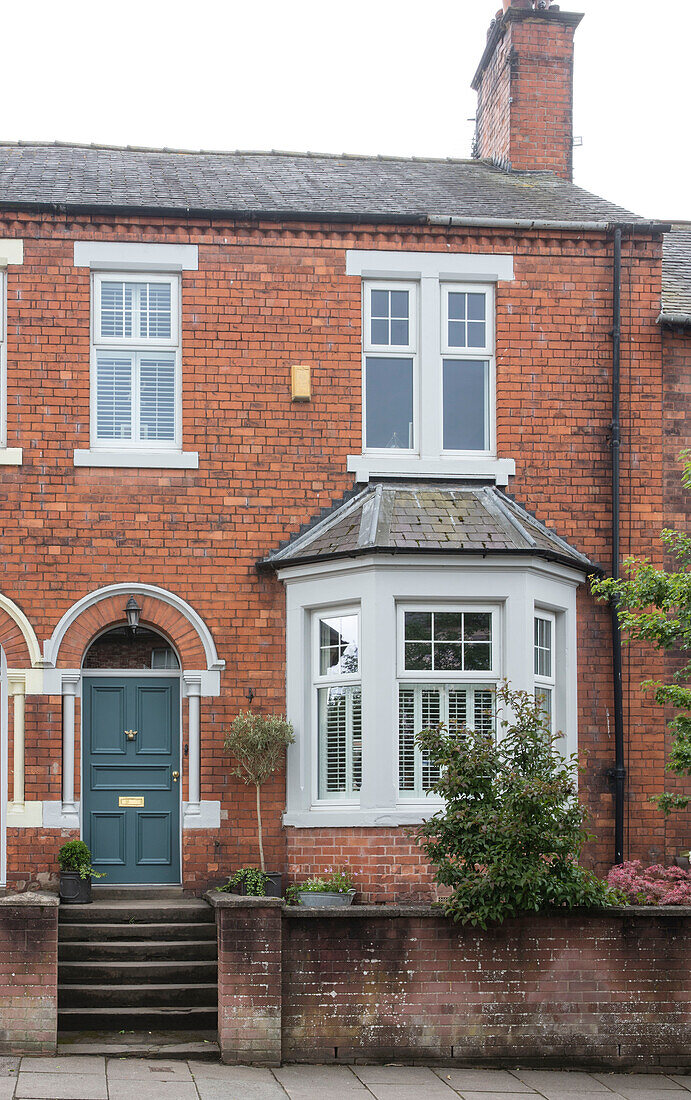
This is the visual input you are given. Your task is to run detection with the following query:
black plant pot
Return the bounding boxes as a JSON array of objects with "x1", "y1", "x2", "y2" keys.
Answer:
[
  {"x1": 227, "y1": 872, "x2": 283, "y2": 899},
  {"x1": 59, "y1": 871, "x2": 92, "y2": 904}
]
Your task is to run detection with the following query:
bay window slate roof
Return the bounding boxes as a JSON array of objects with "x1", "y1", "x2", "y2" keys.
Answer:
[
  {"x1": 263, "y1": 483, "x2": 595, "y2": 573},
  {"x1": 660, "y1": 227, "x2": 691, "y2": 326},
  {"x1": 0, "y1": 142, "x2": 645, "y2": 226}
]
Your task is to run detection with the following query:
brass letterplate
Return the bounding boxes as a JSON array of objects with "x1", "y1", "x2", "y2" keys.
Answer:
[{"x1": 119, "y1": 796, "x2": 144, "y2": 808}]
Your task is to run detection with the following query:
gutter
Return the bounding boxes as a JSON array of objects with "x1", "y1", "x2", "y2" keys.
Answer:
[
  {"x1": 256, "y1": 544, "x2": 600, "y2": 576},
  {"x1": 0, "y1": 199, "x2": 671, "y2": 236}
]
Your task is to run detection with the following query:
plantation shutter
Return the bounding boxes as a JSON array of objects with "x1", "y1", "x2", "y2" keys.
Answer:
[
  {"x1": 318, "y1": 685, "x2": 362, "y2": 799},
  {"x1": 398, "y1": 684, "x2": 495, "y2": 797},
  {"x1": 96, "y1": 356, "x2": 132, "y2": 440},
  {"x1": 140, "y1": 356, "x2": 176, "y2": 441}
]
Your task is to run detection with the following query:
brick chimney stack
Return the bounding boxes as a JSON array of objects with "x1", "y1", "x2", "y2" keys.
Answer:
[{"x1": 471, "y1": 1, "x2": 584, "y2": 181}]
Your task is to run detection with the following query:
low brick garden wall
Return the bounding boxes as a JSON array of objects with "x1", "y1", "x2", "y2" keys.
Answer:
[
  {"x1": 209, "y1": 894, "x2": 691, "y2": 1071},
  {"x1": 0, "y1": 892, "x2": 58, "y2": 1054}
]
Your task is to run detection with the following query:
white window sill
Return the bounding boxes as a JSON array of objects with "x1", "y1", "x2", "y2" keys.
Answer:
[
  {"x1": 0, "y1": 448, "x2": 22, "y2": 465},
  {"x1": 74, "y1": 449, "x2": 199, "y2": 470},
  {"x1": 348, "y1": 455, "x2": 515, "y2": 486},
  {"x1": 283, "y1": 807, "x2": 439, "y2": 828}
]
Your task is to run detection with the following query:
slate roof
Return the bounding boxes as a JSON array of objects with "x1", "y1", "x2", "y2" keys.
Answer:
[
  {"x1": 0, "y1": 141, "x2": 648, "y2": 227},
  {"x1": 262, "y1": 483, "x2": 595, "y2": 573},
  {"x1": 660, "y1": 226, "x2": 691, "y2": 327}
]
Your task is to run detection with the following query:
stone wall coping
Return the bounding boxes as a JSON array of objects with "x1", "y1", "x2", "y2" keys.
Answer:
[
  {"x1": 206, "y1": 893, "x2": 691, "y2": 919},
  {"x1": 283, "y1": 904, "x2": 691, "y2": 920},
  {"x1": 204, "y1": 890, "x2": 283, "y2": 909},
  {"x1": 0, "y1": 891, "x2": 59, "y2": 908}
]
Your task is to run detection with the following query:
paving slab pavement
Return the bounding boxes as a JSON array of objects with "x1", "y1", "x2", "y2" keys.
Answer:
[{"x1": 1, "y1": 1057, "x2": 688, "y2": 1099}]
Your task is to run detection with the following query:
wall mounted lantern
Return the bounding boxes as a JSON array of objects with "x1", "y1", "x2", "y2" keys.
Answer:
[{"x1": 125, "y1": 596, "x2": 142, "y2": 634}]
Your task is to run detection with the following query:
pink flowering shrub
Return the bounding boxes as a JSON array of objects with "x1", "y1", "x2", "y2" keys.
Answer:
[{"x1": 607, "y1": 860, "x2": 691, "y2": 905}]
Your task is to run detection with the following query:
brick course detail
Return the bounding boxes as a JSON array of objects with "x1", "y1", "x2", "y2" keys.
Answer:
[
  {"x1": 0, "y1": 895, "x2": 58, "y2": 1054},
  {"x1": 209, "y1": 895, "x2": 691, "y2": 1071}
]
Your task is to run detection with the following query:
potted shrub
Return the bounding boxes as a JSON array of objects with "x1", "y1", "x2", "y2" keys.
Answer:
[
  {"x1": 57, "y1": 840, "x2": 104, "y2": 904},
  {"x1": 224, "y1": 711, "x2": 295, "y2": 897},
  {"x1": 217, "y1": 866, "x2": 271, "y2": 897},
  {"x1": 288, "y1": 867, "x2": 356, "y2": 908}
]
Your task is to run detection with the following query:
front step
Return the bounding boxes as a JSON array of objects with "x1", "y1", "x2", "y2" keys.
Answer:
[
  {"x1": 59, "y1": 960, "x2": 218, "y2": 983},
  {"x1": 59, "y1": 939, "x2": 217, "y2": 961},
  {"x1": 58, "y1": 894, "x2": 218, "y2": 1037},
  {"x1": 59, "y1": 1007, "x2": 218, "y2": 1031},
  {"x1": 58, "y1": 1029, "x2": 220, "y2": 1060}
]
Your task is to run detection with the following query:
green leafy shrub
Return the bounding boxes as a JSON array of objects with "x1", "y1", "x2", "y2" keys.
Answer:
[
  {"x1": 591, "y1": 455, "x2": 691, "y2": 816},
  {"x1": 57, "y1": 840, "x2": 104, "y2": 881},
  {"x1": 415, "y1": 683, "x2": 624, "y2": 928},
  {"x1": 224, "y1": 711, "x2": 295, "y2": 871},
  {"x1": 217, "y1": 866, "x2": 268, "y2": 896}
]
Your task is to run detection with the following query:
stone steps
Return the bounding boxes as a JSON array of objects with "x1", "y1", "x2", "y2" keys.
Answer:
[{"x1": 58, "y1": 894, "x2": 218, "y2": 1035}]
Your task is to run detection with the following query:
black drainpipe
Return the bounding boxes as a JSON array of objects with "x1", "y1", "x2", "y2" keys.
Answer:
[{"x1": 611, "y1": 226, "x2": 626, "y2": 865}]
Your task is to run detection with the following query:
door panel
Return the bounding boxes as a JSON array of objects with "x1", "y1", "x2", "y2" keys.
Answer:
[
  {"x1": 83, "y1": 677, "x2": 180, "y2": 884},
  {"x1": 89, "y1": 684, "x2": 127, "y2": 755},
  {"x1": 136, "y1": 812, "x2": 171, "y2": 865}
]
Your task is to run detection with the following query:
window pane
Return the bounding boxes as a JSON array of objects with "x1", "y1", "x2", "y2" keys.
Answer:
[
  {"x1": 467, "y1": 293, "x2": 486, "y2": 322},
  {"x1": 434, "y1": 643, "x2": 463, "y2": 671},
  {"x1": 140, "y1": 356, "x2": 176, "y2": 441},
  {"x1": 405, "y1": 642, "x2": 432, "y2": 670},
  {"x1": 141, "y1": 282, "x2": 172, "y2": 339},
  {"x1": 464, "y1": 613, "x2": 491, "y2": 642},
  {"x1": 390, "y1": 291, "x2": 409, "y2": 319},
  {"x1": 467, "y1": 322, "x2": 486, "y2": 348},
  {"x1": 369, "y1": 288, "x2": 409, "y2": 347},
  {"x1": 319, "y1": 615, "x2": 358, "y2": 677},
  {"x1": 535, "y1": 686, "x2": 552, "y2": 731},
  {"x1": 420, "y1": 689, "x2": 442, "y2": 789},
  {"x1": 474, "y1": 690, "x2": 495, "y2": 735},
  {"x1": 371, "y1": 319, "x2": 389, "y2": 345},
  {"x1": 534, "y1": 617, "x2": 552, "y2": 677},
  {"x1": 398, "y1": 687, "x2": 416, "y2": 792},
  {"x1": 370, "y1": 289, "x2": 389, "y2": 318},
  {"x1": 318, "y1": 685, "x2": 361, "y2": 798},
  {"x1": 100, "y1": 282, "x2": 133, "y2": 339},
  {"x1": 96, "y1": 356, "x2": 132, "y2": 440},
  {"x1": 404, "y1": 612, "x2": 432, "y2": 641},
  {"x1": 448, "y1": 690, "x2": 468, "y2": 735},
  {"x1": 464, "y1": 643, "x2": 492, "y2": 671},
  {"x1": 434, "y1": 612, "x2": 461, "y2": 642},
  {"x1": 448, "y1": 292, "x2": 466, "y2": 320},
  {"x1": 365, "y1": 357, "x2": 413, "y2": 449},
  {"x1": 442, "y1": 359, "x2": 488, "y2": 451}
]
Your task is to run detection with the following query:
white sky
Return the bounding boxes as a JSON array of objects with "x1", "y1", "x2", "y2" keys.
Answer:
[{"x1": 3, "y1": 0, "x2": 689, "y2": 222}]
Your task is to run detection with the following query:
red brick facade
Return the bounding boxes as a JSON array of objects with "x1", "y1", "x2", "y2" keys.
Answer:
[
  {"x1": 0, "y1": 897, "x2": 58, "y2": 1053},
  {"x1": 0, "y1": 214, "x2": 685, "y2": 895}
]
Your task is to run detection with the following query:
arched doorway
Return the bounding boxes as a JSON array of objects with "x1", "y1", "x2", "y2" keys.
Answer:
[{"x1": 81, "y1": 626, "x2": 182, "y2": 885}]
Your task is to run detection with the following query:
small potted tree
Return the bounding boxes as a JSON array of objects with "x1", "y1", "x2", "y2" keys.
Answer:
[
  {"x1": 58, "y1": 840, "x2": 104, "y2": 904},
  {"x1": 224, "y1": 711, "x2": 294, "y2": 897}
]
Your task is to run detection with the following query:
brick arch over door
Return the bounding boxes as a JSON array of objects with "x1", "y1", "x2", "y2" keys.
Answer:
[
  {"x1": 0, "y1": 594, "x2": 42, "y2": 668},
  {"x1": 43, "y1": 583, "x2": 223, "y2": 672}
]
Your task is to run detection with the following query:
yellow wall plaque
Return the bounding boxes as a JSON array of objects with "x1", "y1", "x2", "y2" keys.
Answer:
[{"x1": 118, "y1": 796, "x2": 145, "y2": 808}]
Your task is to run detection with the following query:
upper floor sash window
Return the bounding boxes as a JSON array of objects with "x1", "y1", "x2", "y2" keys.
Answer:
[{"x1": 91, "y1": 273, "x2": 181, "y2": 451}]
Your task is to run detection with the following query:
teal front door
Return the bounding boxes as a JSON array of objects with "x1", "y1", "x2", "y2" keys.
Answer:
[{"x1": 83, "y1": 676, "x2": 181, "y2": 884}]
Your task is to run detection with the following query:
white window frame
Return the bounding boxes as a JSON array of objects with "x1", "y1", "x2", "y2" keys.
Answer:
[
  {"x1": 311, "y1": 606, "x2": 362, "y2": 805},
  {"x1": 362, "y1": 280, "x2": 418, "y2": 455},
  {"x1": 396, "y1": 602, "x2": 499, "y2": 801},
  {"x1": 90, "y1": 272, "x2": 182, "y2": 452},
  {"x1": 439, "y1": 282, "x2": 495, "y2": 458},
  {"x1": 396, "y1": 603, "x2": 499, "y2": 683},
  {"x1": 346, "y1": 250, "x2": 515, "y2": 485},
  {"x1": 534, "y1": 609, "x2": 556, "y2": 732}
]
